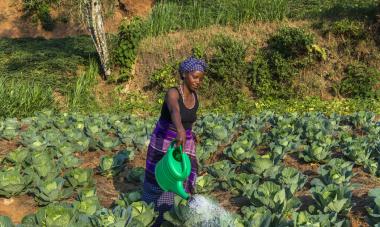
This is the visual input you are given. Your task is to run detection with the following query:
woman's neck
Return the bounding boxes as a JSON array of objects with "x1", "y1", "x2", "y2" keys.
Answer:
[{"x1": 181, "y1": 83, "x2": 193, "y2": 98}]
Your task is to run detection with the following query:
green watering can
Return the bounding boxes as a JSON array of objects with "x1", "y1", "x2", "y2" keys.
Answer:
[{"x1": 155, "y1": 140, "x2": 191, "y2": 200}]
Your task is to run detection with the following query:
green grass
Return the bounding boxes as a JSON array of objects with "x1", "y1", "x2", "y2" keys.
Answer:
[
  {"x1": 0, "y1": 36, "x2": 96, "y2": 94},
  {"x1": 144, "y1": 0, "x2": 290, "y2": 36},
  {"x1": 0, "y1": 77, "x2": 56, "y2": 118},
  {"x1": 289, "y1": 0, "x2": 379, "y2": 21},
  {"x1": 67, "y1": 59, "x2": 99, "y2": 112}
]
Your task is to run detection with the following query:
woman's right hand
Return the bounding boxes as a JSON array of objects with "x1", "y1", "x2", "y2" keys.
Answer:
[{"x1": 176, "y1": 128, "x2": 186, "y2": 148}]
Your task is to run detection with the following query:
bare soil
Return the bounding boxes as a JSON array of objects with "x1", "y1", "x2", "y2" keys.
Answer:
[
  {"x1": 0, "y1": 196, "x2": 37, "y2": 223},
  {"x1": 0, "y1": 0, "x2": 154, "y2": 38},
  {"x1": 0, "y1": 140, "x2": 19, "y2": 158}
]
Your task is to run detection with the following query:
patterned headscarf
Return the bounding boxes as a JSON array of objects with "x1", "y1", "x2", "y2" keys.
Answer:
[{"x1": 178, "y1": 56, "x2": 207, "y2": 80}]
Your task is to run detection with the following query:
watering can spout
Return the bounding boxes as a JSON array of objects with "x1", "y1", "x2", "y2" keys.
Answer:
[
  {"x1": 175, "y1": 181, "x2": 190, "y2": 200},
  {"x1": 155, "y1": 140, "x2": 192, "y2": 200}
]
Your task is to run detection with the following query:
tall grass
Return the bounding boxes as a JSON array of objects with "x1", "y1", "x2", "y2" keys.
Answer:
[
  {"x1": 0, "y1": 78, "x2": 55, "y2": 118},
  {"x1": 67, "y1": 59, "x2": 99, "y2": 112},
  {"x1": 145, "y1": 0, "x2": 290, "y2": 36}
]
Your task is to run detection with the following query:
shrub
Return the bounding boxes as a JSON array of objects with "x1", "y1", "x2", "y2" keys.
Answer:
[
  {"x1": 268, "y1": 27, "x2": 315, "y2": 59},
  {"x1": 149, "y1": 62, "x2": 180, "y2": 93},
  {"x1": 114, "y1": 17, "x2": 146, "y2": 83},
  {"x1": 247, "y1": 53, "x2": 274, "y2": 98},
  {"x1": 22, "y1": 0, "x2": 58, "y2": 31},
  {"x1": 37, "y1": 3, "x2": 55, "y2": 31},
  {"x1": 208, "y1": 35, "x2": 248, "y2": 83},
  {"x1": 339, "y1": 63, "x2": 380, "y2": 98},
  {"x1": 268, "y1": 51, "x2": 298, "y2": 85},
  {"x1": 331, "y1": 19, "x2": 366, "y2": 40}
]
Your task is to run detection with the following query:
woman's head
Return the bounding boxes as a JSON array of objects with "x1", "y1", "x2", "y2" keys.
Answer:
[{"x1": 179, "y1": 56, "x2": 207, "y2": 91}]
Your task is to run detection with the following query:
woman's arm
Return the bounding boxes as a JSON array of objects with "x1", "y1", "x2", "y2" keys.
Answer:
[{"x1": 166, "y1": 88, "x2": 186, "y2": 147}]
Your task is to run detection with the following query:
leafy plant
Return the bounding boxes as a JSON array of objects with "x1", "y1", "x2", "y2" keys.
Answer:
[
  {"x1": 247, "y1": 53, "x2": 274, "y2": 98},
  {"x1": 25, "y1": 150, "x2": 60, "y2": 182},
  {"x1": 73, "y1": 187, "x2": 101, "y2": 216},
  {"x1": 292, "y1": 211, "x2": 350, "y2": 227},
  {"x1": 207, "y1": 160, "x2": 235, "y2": 183},
  {"x1": 114, "y1": 17, "x2": 146, "y2": 83},
  {"x1": 149, "y1": 62, "x2": 179, "y2": 93},
  {"x1": 339, "y1": 63, "x2": 380, "y2": 99},
  {"x1": 0, "y1": 216, "x2": 14, "y2": 227},
  {"x1": 246, "y1": 158, "x2": 275, "y2": 177},
  {"x1": 114, "y1": 191, "x2": 142, "y2": 208},
  {"x1": 3, "y1": 147, "x2": 29, "y2": 165},
  {"x1": 90, "y1": 207, "x2": 127, "y2": 227},
  {"x1": 310, "y1": 184, "x2": 353, "y2": 215},
  {"x1": 32, "y1": 177, "x2": 73, "y2": 206},
  {"x1": 227, "y1": 173, "x2": 260, "y2": 196},
  {"x1": 129, "y1": 201, "x2": 158, "y2": 226},
  {"x1": 0, "y1": 166, "x2": 32, "y2": 197},
  {"x1": 341, "y1": 137, "x2": 376, "y2": 174},
  {"x1": 241, "y1": 206, "x2": 290, "y2": 227},
  {"x1": 97, "y1": 134, "x2": 121, "y2": 151},
  {"x1": 64, "y1": 168, "x2": 95, "y2": 189},
  {"x1": 195, "y1": 174, "x2": 218, "y2": 194},
  {"x1": 245, "y1": 181, "x2": 301, "y2": 214},
  {"x1": 125, "y1": 167, "x2": 145, "y2": 183},
  {"x1": 311, "y1": 158, "x2": 355, "y2": 187},
  {"x1": 276, "y1": 166, "x2": 307, "y2": 194},
  {"x1": 98, "y1": 151, "x2": 129, "y2": 178},
  {"x1": 268, "y1": 27, "x2": 315, "y2": 59},
  {"x1": 298, "y1": 142, "x2": 332, "y2": 163},
  {"x1": 163, "y1": 195, "x2": 235, "y2": 226},
  {"x1": 34, "y1": 202, "x2": 79, "y2": 226},
  {"x1": 330, "y1": 19, "x2": 366, "y2": 40},
  {"x1": 366, "y1": 188, "x2": 380, "y2": 225},
  {"x1": 208, "y1": 34, "x2": 247, "y2": 83}
]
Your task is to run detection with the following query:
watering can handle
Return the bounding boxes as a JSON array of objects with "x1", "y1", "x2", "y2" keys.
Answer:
[
  {"x1": 171, "y1": 140, "x2": 183, "y2": 153},
  {"x1": 169, "y1": 140, "x2": 188, "y2": 176}
]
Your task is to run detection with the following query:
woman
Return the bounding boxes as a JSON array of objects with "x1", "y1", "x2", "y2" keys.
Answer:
[{"x1": 142, "y1": 56, "x2": 207, "y2": 226}]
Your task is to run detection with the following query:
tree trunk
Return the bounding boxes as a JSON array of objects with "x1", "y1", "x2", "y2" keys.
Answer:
[{"x1": 84, "y1": 0, "x2": 111, "y2": 78}]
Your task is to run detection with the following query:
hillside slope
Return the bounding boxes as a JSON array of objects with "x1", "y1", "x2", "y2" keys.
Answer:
[{"x1": 0, "y1": 0, "x2": 154, "y2": 38}]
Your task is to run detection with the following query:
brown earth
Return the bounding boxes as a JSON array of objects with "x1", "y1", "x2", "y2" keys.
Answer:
[
  {"x1": 0, "y1": 0, "x2": 154, "y2": 38},
  {"x1": 0, "y1": 140, "x2": 19, "y2": 158},
  {"x1": 0, "y1": 196, "x2": 38, "y2": 223}
]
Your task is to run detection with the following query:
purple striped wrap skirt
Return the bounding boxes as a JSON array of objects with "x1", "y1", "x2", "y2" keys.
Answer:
[{"x1": 142, "y1": 119, "x2": 198, "y2": 226}]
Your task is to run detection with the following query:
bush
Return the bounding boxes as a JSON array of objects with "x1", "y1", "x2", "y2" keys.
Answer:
[
  {"x1": 247, "y1": 53, "x2": 273, "y2": 98},
  {"x1": 330, "y1": 19, "x2": 366, "y2": 40},
  {"x1": 339, "y1": 63, "x2": 380, "y2": 98},
  {"x1": 37, "y1": 3, "x2": 55, "y2": 31},
  {"x1": 114, "y1": 17, "x2": 146, "y2": 83},
  {"x1": 208, "y1": 35, "x2": 248, "y2": 83},
  {"x1": 149, "y1": 62, "x2": 180, "y2": 93},
  {"x1": 268, "y1": 51, "x2": 298, "y2": 85},
  {"x1": 268, "y1": 27, "x2": 315, "y2": 59},
  {"x1": 22, "y1": 0, "x2": 58, "y2": 31}
]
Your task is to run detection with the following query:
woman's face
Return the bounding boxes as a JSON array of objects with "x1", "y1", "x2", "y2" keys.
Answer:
[{"x1": 184, "y1": 71, "x2": 205, "y2": 91}]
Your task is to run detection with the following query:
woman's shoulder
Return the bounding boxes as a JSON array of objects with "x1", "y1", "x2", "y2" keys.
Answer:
[{"x1": 165, "y1": 87, "x2": 180, "y2": 100}]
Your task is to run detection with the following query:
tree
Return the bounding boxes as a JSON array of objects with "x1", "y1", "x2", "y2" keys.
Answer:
[
  {"x1": 83, "y1": 0, "x2": 111, "y2": 78},
  {"x1": 55, "y1": 0, "x2": 115, "y2": 79}
]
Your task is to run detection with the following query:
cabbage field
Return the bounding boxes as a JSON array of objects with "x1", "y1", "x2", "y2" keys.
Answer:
[{"x1": 1, "y1": 111, "x2": 380, "y2": 226}]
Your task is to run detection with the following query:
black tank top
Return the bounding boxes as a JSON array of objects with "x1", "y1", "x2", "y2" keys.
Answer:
[{"x1": 159, "y1": 87, "x2": 199, "y2": 130}]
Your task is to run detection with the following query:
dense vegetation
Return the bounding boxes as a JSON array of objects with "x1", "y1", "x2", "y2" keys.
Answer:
[{"x1": 1, "y1": 111, "x2": 380, "y2": 225}]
